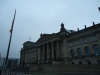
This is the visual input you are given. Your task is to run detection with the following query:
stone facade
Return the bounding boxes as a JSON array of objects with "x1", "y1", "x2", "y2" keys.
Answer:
[
  {"x1": 20, "y1": 22, "x2": 100, "y2": 66},
  {"x1": 20, "y1": 41, "x2": 37, "y2": 66}
]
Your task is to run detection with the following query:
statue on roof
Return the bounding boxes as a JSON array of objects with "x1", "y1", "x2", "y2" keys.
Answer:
[
  {"x1": 40, "y1": 33, "x2": 42, "y2": 37},
  {"x1": 60, "y1": 23, "x2": 66, "y2": 32}
]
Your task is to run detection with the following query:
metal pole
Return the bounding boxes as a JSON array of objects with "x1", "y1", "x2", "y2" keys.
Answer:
[
  {"x1": 4, "y1": 27, "x2": 13, "y2": 73},
  {"x1": 4, "y1": 9, "x2": 16, "y2": 73}
]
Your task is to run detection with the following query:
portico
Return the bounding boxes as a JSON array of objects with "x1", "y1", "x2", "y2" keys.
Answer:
[{"x1": 37, "y1": 39, "x2": 60, "y2": 64}]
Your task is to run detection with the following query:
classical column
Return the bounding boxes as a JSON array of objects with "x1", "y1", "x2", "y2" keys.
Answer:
[
  {"x1": 25, "y1": 53, "x2": 27, "y2": 63},
  {"x1": 29, "y1": 52, "x2": 31, "y2": 63},
  {"x1": 31, "y1": 52, "x2": 32, "y2": 63},
  {"x1": 42, "y1": 45, "x2": 45, "y2": 60},
  {"x1": 51, "y1": 42, "x2": 54, "y2": 59},
  {"x1": 80, "y1": 39, "x2": 86, "y2": 57},
  {"x1": 38, "y1": 47, "x2": 40, "y2": 63},
  {"x1": 56, "y1": 41, "x2": 60, "y2": 59},
  {"x1": 47, "y1": 44, "x2": 50, "y2": 59},
  {"x1": 96, "y1": 33, "x2": 100, "y2": 47},
  {"x1": 27, "y1": 52, "x2": 29, "y2": 63},
  {"x1": 20, "y1": 52, "x2": 22, "y2": 65},
  {"x1": 27, "y1": 53, "x2": 28, "y2": 63},
  {"x1": 88, "y1": 36, "x2": 95, "y2": 56},
  {"x1": 36, "y1": 49, "x2": 38, "y2": 62},
  {"x1": 73, "y1": 41, "x2": 78, "y2": 58}
]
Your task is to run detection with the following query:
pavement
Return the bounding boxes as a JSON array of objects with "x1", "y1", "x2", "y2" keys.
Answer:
[
  {"x1": 31, "y1": 72, "x2": 100, "y2": 75},
  {"x1": 2, "y1": 72, "x2": 100, "y2": 75}
]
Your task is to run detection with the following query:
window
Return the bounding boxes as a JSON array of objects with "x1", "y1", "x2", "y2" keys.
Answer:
[
  {"x1": 83, "y1": 38, "x2": 87, "y2": 43},
  {"x1": 76, "y1": 40, "x2": 80, "y2": 45},
  {"x1": 99, "y1": 32, "x2": 100, "y2": 38},
  {"x1": 72, "y1": 62, "x2": 74, "y2": 65},
  {"x1": 69, "y1": 42, "x2": 73, "y2": 47},
  {"x1": 85, "y1": 46, "x2": 91, "y2": 57},
  {"x1": 93, "y1": 45, "x2": 100, "y2": 56},
  {"x1": 28, "y1": 53, "x2": 29, "y2": 58},
  {"x1": 79, "y1": 61, "x2": 82, "y2": 65},
  {"x1": 32, "y1": 52, "x2": 34, "y2": 57},
  {"x1": 91, "y1": 35, "x2": 97, "y2": 41},
  {"x1": 87, "y1": 61, "x2": 91, "y2": 65},
  {"x1": 77, "y1": 48, "x2": 82, "y2": 58},
  {"x1": 97, "y1": 60, "x2": 100, "y2": 65},
  {"x1": 71, "y1": 49, "x2": 75, "y2": 58}
]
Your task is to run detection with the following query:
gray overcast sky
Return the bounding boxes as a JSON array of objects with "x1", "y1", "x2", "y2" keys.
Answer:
[{"x1": 0, "y1": 0, "x2": 100, "y2": 58}]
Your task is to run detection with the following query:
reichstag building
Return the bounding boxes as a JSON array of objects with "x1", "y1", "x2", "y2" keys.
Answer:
[{"x1": 20, "y1": 22, "x2": 100, "y2": 66}]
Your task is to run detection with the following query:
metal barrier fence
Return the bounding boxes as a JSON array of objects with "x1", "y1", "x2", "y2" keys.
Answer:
[{"x1": 1, "y1": 73, "x2": 32, "y2": 75}]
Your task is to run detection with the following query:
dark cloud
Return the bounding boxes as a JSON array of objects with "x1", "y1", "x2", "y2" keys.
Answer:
[{"x1": 0, "y1": 0, "x2": 100, "y2": 58}]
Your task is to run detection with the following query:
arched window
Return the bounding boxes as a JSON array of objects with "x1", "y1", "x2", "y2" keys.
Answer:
[
  {"x1": 77, "y1": 48, "x2": 82, "y2": 58},
  {"x1": 85, "y1": 46, "x2": 91, "y2": 57},
  {"x1": 71, "y1": 49, "x2": 75, "y2": 58},
  {"x1": 91, "y1": 35, "x2": 97, "y2": 41},
  {"x1": 79, "y1": 61, "x2": 82, "y2": 65},
  {"x1": 76, "y1": 40, "x2": 80, "y2": 45},
  {"x1": 97, "y1": 60, "x2": 100, "y2": 65},
  {"x1": 83, "y1": 38, "x2": 87, "y2": 44},
  {"x1": 0, "y1": 69, "x2": 1, "y2": 75},
  {"x1": 72, "y1": 62, "x2": 74, "y2": 65},
  {"x1": 87, "y1": 61, "x2": 91, "y2": 65},
  {"x1": 93, "y1": 45, "x2": 100, "y2": 56}
]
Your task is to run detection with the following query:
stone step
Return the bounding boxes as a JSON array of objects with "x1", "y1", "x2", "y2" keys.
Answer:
[{"x1": 30, "y1": 64, "x2": 100, "y2": 74}]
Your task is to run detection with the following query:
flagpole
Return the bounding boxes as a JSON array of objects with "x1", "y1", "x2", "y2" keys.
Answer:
[{"x1": 4, "y1": 9, "x2": 16, "y2": 73}]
